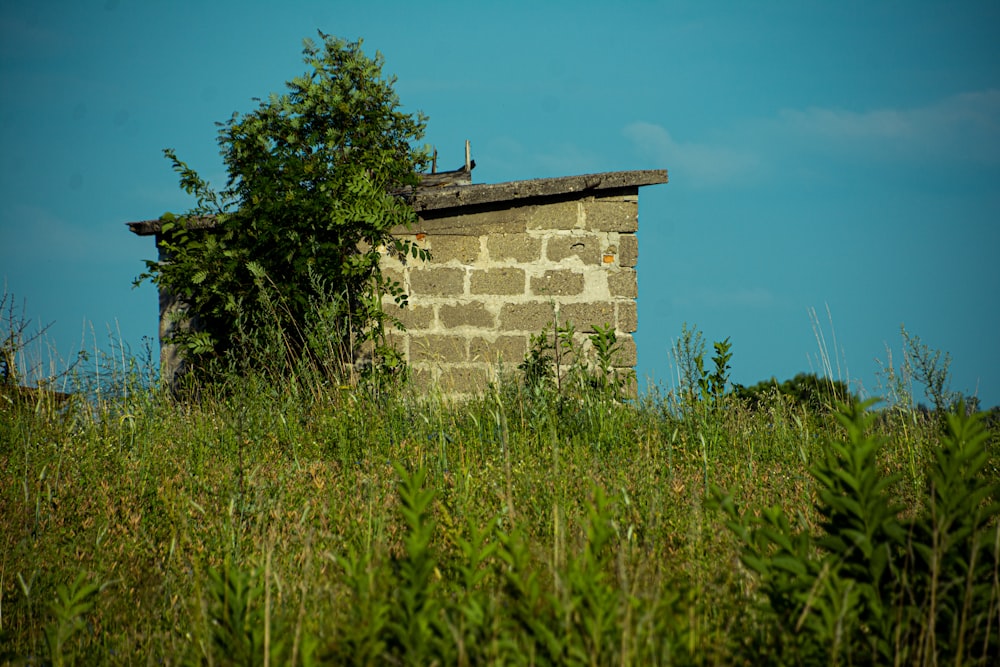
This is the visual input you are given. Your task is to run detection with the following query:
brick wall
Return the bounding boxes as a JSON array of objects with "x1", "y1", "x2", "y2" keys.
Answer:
[{"x1": 380, "y1": 191, "x2": 642, "y2": 395}]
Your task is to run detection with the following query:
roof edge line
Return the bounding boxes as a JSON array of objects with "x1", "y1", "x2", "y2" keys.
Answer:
[{"x1": 125, "y1": 168, "x2": 668, "y2": 236}]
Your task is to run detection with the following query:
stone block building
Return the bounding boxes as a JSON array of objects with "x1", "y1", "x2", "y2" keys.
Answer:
[{"x1": 127, "y1": 169, "x2": 667, "y2": 395}]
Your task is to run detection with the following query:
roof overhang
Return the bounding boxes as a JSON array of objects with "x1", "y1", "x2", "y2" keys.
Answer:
[{"x1": 126, "y1": 169, "x2": 668, "y2": 236}]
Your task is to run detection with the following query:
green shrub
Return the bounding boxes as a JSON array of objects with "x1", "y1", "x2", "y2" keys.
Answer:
[
  {"x1": 733, "y1": 372, "x2": 858, "y2": 414},
  {"x1": 717, "y1": 400, "x2": 1000, "y2": 665},
  {"x1": 138, "y1": 33, "x2": 429, "y2": 382}
]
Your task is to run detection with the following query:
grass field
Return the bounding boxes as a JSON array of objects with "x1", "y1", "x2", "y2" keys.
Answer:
[{"x1": 2, "y1": 322, "x2": 998, "y2": 665}]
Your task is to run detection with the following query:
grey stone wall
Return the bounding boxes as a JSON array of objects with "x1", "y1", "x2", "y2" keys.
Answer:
[{"x1": 380, "y1": 191, "x2": 641, "y2": 395}]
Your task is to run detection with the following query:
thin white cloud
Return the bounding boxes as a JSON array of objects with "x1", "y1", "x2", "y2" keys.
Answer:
[
  {"x1": 776, "y1": 90, "x2": 1000, "y2": 164},
  {"x1": 625, "y1": 91, "x2": 1000, "y2": 188},
  {"x1": 622, "y1": 122, "x2": 761, "y2": 188}
]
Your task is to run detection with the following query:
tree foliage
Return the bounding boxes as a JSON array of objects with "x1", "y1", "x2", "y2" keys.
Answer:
[
  {"x1": 734, "y1": 372, "x2": 858, "y2": 413},
  {"x1": 139, "y1": 33, "x2": 429, "y2": 380}
]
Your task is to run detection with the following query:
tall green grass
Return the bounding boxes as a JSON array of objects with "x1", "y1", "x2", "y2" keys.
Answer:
[{"x1": 2, "y1": 316, "x2": 997, "y2": 665}]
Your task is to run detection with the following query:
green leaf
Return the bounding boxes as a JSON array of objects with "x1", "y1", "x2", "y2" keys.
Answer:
[{"x1": 771, "y1": 554, "x2": 809, "y2": 577}]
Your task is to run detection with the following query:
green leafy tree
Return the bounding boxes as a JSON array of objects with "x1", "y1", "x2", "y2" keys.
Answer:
[
  {"x1": 734, "y1": 372, "x2": 858, "y2": 414},
  {"x1": 140, "y1": 33, "x2": 429, "y2": 379}
]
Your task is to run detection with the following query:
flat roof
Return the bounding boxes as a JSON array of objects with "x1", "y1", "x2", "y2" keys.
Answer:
[{"x1": 126, "y1": 169, "x2": 667, "y2": 236}]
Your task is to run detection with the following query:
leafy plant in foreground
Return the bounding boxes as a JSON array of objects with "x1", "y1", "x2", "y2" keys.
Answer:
[
  {"x1": 906, "y1": 404, "x2": 1000, "y2": 663},
  {"x1": 44, "y1": 573, "x2": 102, "y2": 667},
  {"x1": 717, "y1": 400, "x2": 1000, "y2": 665},
  {"x1": 387, "y1": 463, "x2": 445, "y2": 664},
  {"x1": 204, "y1": 557, "x2": 269, "y2": 666},
  {"x1": 559, "y1": 486, "x2": 624, "y2": 664},
  {"x1": 329, "y1": 543, "x2": 392, "y2": 665}
]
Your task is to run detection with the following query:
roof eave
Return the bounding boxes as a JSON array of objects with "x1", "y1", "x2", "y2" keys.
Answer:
[
  {"x1": 125, "y1": 169, "x2": 668, "y2": 236},
  {"x1": 411, "y1": 169, "x2": 667, "y2": 214}
]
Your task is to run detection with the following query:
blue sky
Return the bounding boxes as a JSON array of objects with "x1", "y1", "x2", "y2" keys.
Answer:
[{"x1": 2, "y1": 0, "x2": 998, "y2": 407}]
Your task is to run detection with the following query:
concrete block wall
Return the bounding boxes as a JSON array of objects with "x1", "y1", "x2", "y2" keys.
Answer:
[
  {"x1": 125, "y1": 169, "x2": 667, "y2": 394},
  {"x1": 379, "y1": 191, "x2": 641, "y2": 395}
]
